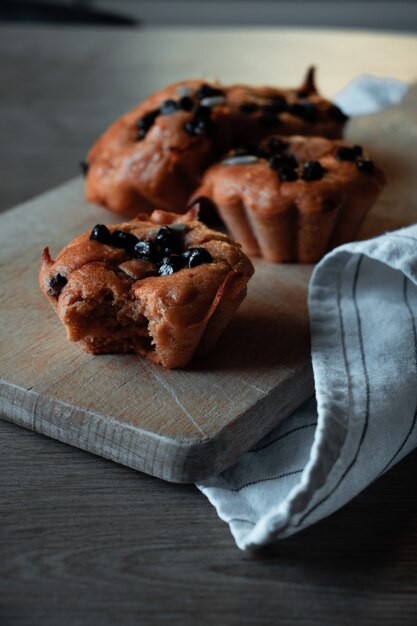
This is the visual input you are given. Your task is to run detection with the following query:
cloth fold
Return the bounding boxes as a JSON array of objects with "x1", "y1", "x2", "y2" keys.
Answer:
[{"x1": 197, "y1": 76, "x2": 415, "y2": 550}]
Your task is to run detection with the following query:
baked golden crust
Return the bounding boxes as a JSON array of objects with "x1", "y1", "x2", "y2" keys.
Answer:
[
  {"x1": 85, "y1": 68, "x2": 347, "y2": 216},
  {"x1": 192, "y1": 136, "x2": 386, "y2": 263},
  {"x1": 39, "y1": 209, "x2": 254, "y2": 369}
]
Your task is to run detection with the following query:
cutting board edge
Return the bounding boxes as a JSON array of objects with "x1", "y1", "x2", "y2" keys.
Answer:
[{"x1": 0, "y1": 362, "x2": 314, "y2": 483}]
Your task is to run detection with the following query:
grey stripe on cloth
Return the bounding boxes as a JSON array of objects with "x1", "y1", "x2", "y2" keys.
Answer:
[{"x1": 198, "y1": 225, "x2": 417, "y2": 550}]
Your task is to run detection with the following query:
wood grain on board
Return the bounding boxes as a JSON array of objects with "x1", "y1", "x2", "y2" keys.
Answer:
[{"x1": 1, "y1": 84, "x2": 417, "y2": 484}]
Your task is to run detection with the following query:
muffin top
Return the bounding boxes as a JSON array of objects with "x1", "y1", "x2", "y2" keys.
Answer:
[
  {"x1": 195, "y1": 135, "x2": 386, "y2": 216},
  {"x1": 40, "y1": 207, "x2": 254, "y2": 309}
]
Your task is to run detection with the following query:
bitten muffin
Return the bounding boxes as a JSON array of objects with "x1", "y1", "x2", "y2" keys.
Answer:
[
  {"x1": 192, "y1": 136, "x2": 386, "y2": 263},
  {"x1": 39, "y1": 209, "x2": 254, "y2": 369},
  {"x1": 83, "y1": 68, "x2": 348, "y2": 217}
]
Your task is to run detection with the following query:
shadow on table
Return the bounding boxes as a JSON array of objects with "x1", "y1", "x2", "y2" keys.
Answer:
[{"x1": 251, "y1": 446, "x2": 417, "y2": 576}]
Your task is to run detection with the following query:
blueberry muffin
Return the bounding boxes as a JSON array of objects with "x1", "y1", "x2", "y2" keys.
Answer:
[
  {"x1": 192, "y1": 136, "x2": 386, "y2": 263},
  {"x1": 39, "y1": 209, "x2": 254, "y2": 369},
  {"x1": 84, "y1": 68, "x2": 348, "y2": 217}
]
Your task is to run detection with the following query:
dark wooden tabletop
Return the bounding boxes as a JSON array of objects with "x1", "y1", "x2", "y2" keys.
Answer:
[{"x1": 1, "y1": 25, "x2": 417, "y2": 626}]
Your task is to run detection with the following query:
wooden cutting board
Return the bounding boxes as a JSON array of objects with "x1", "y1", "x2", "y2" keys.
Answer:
[
  {"x1": 1, "y1": 87, "x2": 416, "y2": 483},
  {"x1": 0, "y1": 179, "x2": 314, "y2": 482}
]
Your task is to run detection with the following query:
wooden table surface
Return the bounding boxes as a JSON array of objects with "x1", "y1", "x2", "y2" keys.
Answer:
[{"x1": 1, "y1": 25, "x2": 417, "y2": 626}]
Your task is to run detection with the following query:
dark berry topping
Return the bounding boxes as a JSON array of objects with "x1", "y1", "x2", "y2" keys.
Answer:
[
  {"x1": 158, "y1": 254, "x2": 185, "y2": 276},
  {"x1": 239, "y1": 102, "x2": 258, "y2": 114},
  {"x1": 136, "y1": 108, "x2": 160, "y2": 140},
  {"x1": 336, "y1": 146, "x2": 357, "y2": 161},
  {"x1": 183, "y1": 247, "x2": 213, "y2": 268},
  {"x1": 160, "y1": 99, "x2": 180, "y2": 115},
  {"x1": 269, "y1": 153, "x2": 298, "y2": 171},
  {"x1": 301, "y1": 161, "x2": 324, "y2": 182},
  {"x1": 262, "y1": 104, "x2": 279, "y2": 116},
  {"x1": 48, "y1": 273, "x2": 67, "y2": 297},
  {"x1": 188, "y1": 195, "x2": 221, "y2": 227},
  {"x1": 267, "y1": 137, "x2": 289, "y2": 154},
  {"x1": 184, "y1": 120, "x2": 197, "y2": 136},
  {"x1": 257, "y1": 150, "x2": 271, "y2": 160},
  {"x1": 278, "y1": 167, "x2": 299, "y2": 182},
  {"x1": 288, "y1": 101, "x2": 317, "y2": 122},
  {"x1": 329, "y1": 104, "x2": 349, "y2": 122},
  {"x1": 155, "y1": 226, "x2": 182, "y2": 255},
  {"x1": 90, "y1": 224, "x2": 112, "y2": 245},
  {"x1": 263, "y1": 96, "x2": 287, "y2": 114},
  {"x1": 259, "y1": 114, "x2": 280, "y2": 128},
  {"x1": 184, "y1": 103, "x2": 213, "y2": 135},
  {"x1": 79, "y1": 160, "x2": 89, "y2": 177},
  {"x1": 353, "y1": 145, "x2": 363, "y2": 156},
  {"x1": 133, "y1": 239, "x2": 155, "y2": 261},
  {"x1": 184, "y1": 115, "x2": 212, "y2": 136},
  {"x1": 284, "y1": 154, "x2": 298, "y2": 169},
  {"x1": 356, "y1": 158, "x2": 374, "y2": 173},
  {"x1": 179, "y1": 96, "x2": 194, "y2": 111},
  {"x1": 195, "y1": 105, "x2": 212, "y2": 119},
  {"x1": 273, "y1": 95, "x2": 288, "y2": 110},
  {"x1": 196, "y1": 84, "x2": 224, "y2": 100},
  {"x1": 111, "y1": 230, "x2": 139, "y2": 250}
]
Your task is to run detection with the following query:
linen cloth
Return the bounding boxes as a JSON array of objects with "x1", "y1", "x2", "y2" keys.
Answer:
[{"x1": 197, "y1": 76, "x2": 415, "y2": 550}]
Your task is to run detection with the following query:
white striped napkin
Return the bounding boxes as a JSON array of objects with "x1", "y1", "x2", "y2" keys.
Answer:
[{"x1": 197, "y1": 76, "x2": 414, "y2": 550}]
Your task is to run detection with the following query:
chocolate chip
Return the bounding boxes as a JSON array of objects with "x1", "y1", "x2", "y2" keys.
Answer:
[
  {"x1": 329, "y1": 104, "x2": 349, "y2": 122},
  {"x1": 353, "y1": 145, "x2": 363, "y2": 156},
  {"x1": 184, "y1": 104, "x2": 213, "y2": 136},
  {"x1": 267, "y1": 137, "x2": 289, "y2": 154},
  {"x1": 133, "y1": 239, "x2": 155, "y2": 261},
  {"x1": 90, "y1": 224, "x2": 112, "y2": 245},
  {"x1": 188, "y1": 196, "x2": 223, "y2": 228},
  {"x1": 239, "y1": 102, "x2": 258, "y2": 113},
  {"x1": 155, "y1": 226, "x2": 182, "y2": 255},
  {"x1": 111, "y1": 230, "x2": 139, "y2": 250},
  {"x1": 301, "y1": 161, "x2": 324, "y2": 181},
  {"x1": 259, "y1": 114, "x2": 280, "y2": 127},
  {"x1": 158, "y1": 254, "x2": 185, "y2": 276},
  {"x1": 336, "y1": 146, "x2": 356, "y2": 161},
  {"x1": 257, "y1": 149, "x2": 271, "y2": 160},
  {"x1": 184, "y1": 121, "x2": 197, "y2": 136},
  {"x1": 195, "y1": 105, "x2": 212, "y2": 119},
  {"x1": 136, "y1": 108, "x2": 160, "y2": 140},
  {"x1": 48, "y1": 273, "x2": 67, "y2": 297},
  {"x1": 287, "y1": 155, "x2": 298, "y2": 169},
  {"x1": 288, "y1": 101, "x2": 317, "y2": 122},
  {"x1": 263, "y1": 96, "x2": 287, "y2": 114},
  {"x1": 278, "y1": 167, "x2": 298, "y2": 182},
  {"x1": 160, "y1": 99, "x2": 180, "y2": 115},
  {"x1": 179, "y1": 96, "x2": 194, "y2": 111},
  {"x1": 356, "y1": 158, "x2": 374, "y2": 173},
  {"x1": 196, "y1": 84, "x2": 224, "y2": 100},
  {"x1": 269, "y1": 154, "x2": 298, "y2": 171},
  {"x1": 184, "y1": 115, "x2": 212, "y2": 136},
  {"x1": 262, "y1": 104, "x2": 279, "y2": 116},
  {"x1": 183, "y1": 247, "x2": 213, "y2": 268},
  {"x1": 79, "y1": 161, "x2": 89, "y2": 177}
]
